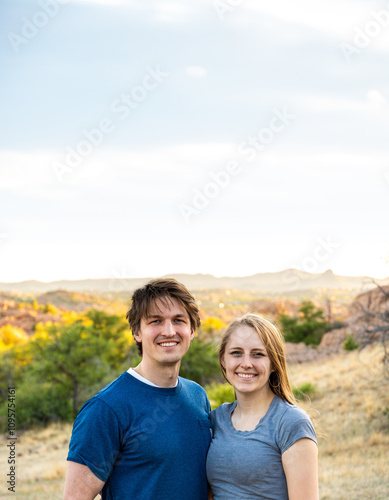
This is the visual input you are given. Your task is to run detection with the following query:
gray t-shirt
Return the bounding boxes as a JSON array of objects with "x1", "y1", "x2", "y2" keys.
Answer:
[{"x1": 206, "y1": 395, "x2": 317, "y2": 500}]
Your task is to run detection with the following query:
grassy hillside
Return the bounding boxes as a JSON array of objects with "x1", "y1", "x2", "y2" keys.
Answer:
[
  {"x1": 289, "y1": 345, "x2": 389, "y2": 500},
  {"x1": 1, "y1": 346, "x2": 388, "y2": 500}
]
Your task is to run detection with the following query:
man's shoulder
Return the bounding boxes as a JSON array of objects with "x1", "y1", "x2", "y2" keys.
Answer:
[
  {"x1": 95, "y1": 371, "x2": 131, "y2": 397},
  {"x1": 81, "y1": 372, "x2": 134, "y2": 411},
  {"x1": 178, "y1": 377, "x2": 210, "y2": 405},
  {"x1": 178, "y1": 376, "x2": 206, "y2": 393}
]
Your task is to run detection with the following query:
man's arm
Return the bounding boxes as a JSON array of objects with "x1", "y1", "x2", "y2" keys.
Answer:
[{"x1": 63, "y1": 461, "x2": 105, "y2": 500}]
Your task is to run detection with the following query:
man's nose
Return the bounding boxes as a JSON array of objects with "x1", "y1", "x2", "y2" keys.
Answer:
[{"x1": 161, "y1": 320, "x2": 175, "y2": 336}]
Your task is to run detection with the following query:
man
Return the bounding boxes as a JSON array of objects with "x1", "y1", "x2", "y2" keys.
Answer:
[{"x1": 64, "y1": 278, "x2": 211, "y2": 500}]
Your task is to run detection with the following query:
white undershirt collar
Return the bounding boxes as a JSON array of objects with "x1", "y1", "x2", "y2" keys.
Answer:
[{"x1": 127, "y1": 367, "x2": 178, "y2": 388}]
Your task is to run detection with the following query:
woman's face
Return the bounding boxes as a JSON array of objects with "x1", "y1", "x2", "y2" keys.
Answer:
[{"x1": 222, "y1": 325, "x2": 273, "y2": 396}]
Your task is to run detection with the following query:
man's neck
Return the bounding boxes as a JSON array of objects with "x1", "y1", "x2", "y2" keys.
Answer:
[{"x1": 134, "y1": 360, "x2": 180, "y2": 388}]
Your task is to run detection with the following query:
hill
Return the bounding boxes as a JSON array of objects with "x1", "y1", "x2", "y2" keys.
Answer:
[{"x1": 0, "y1": 269, "x2": 388, "y2": 294}]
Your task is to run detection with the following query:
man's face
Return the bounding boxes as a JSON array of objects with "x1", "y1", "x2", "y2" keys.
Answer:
[{"x1": 134, "y1": 297, "x2": 194, "y2": 368}]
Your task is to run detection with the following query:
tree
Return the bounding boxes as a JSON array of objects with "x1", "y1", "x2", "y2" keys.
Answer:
[
  {"x1": 179, "y1": 338, "x2": 221, "y2": 386},
  {"x1": 279, "y1": 301, "x2": 328, "y2": 346},
  {"x1": 27, "y1": 310, "x2": 134, "y2": 418}
]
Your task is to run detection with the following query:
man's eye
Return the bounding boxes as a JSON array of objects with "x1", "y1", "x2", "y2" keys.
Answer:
[{"x1": 230, "y1": 351, "x2": 241, "y2": 355}]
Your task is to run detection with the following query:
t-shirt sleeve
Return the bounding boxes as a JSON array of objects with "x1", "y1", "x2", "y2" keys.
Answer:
[
  {"x1": 67, "y1": 398, "x2": 122, "y2": 482},
  {"x1": 205, "y1": 392, "x2": 211, "y2": 414},
  {"x1": 277, "y1": 407, "x2": 317, "y2": 454}
]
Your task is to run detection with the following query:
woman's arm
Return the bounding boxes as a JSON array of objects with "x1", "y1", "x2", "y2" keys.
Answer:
[{"x1": 282, "y1": 438, "x2": 319, "y2": 500}]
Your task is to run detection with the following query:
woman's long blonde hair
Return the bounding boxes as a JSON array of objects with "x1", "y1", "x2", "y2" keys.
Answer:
[{"x1": 219, "y1": 313, "x2": 295, "y2": 405}]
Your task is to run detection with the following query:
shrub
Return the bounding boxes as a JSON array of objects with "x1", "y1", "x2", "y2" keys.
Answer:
[
  {"x1": 179, "y1": 339, "x2": 220, "y2": 386},
  {"x1": 44, "y1": 303, "x2": 59, "y2": 315},
  {"x1": 206, "y1": 382, "x2": 235, "y2": 409},
  {"x1": 279, "y1": 301, "x2": 328, "y2": 346},
  {"x1": 343, "y1": 334, "x2": 359, "y2": 351},
  {"x1": 292, "y1": 382, "x2": 316, "y2": 400},
  {"x1": 1, "y1": 381, "x2": 73, "y2": 431}
]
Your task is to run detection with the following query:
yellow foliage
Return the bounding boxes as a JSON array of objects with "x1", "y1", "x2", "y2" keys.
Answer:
[
  {"x1": 62, "y1": 311, "x2": 81, "y2": 324},
  {"x1": 13, "y1": 342, "x2": 33, "y2": 366},
  {"x1": 81, "y1": 317, "x2": 93, "y2": 327},
  {"x1": 0, "y1": 324, "x2": 28, "y2": 349},
  {"x1": 31, "y1": 322, "x2": 54, "y2": 340},
  {"x1": 123, "y1": 330, "x2": 135, "y2": 346},
  {"x1": 201, "y1": 316, "x2": 227, "y2": 333},
  {"x1": 61, "y1": 312, "x2": 93, "y2": 327},
  {"x1": 44, "y1": 303, "x2": 59, "y2": 315}
]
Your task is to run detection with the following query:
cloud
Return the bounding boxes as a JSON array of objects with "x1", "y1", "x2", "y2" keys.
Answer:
[
  {"x1": 295, "y1": 92, "x2": 388, "y2": 113},
  {"x1": 70, "y1": 0, "x2": 127, "y2": 4},
  {"x1": 185, "y1": 66, "x2": 207, "y2": 78},
  {"x1": 243, "y1": 0, "x2": 368, "y2": 38},
  {"x1": 367, "y1": 89, "x2": 387, "y2": 107}
]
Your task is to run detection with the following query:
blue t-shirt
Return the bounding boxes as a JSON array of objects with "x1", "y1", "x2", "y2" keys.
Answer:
[
  {"x1": 206, "y1": 396, "x2": 317, "y2": 500},
  {"x1": 67, "y1": 372, "x2": 211, "y2": 500}
]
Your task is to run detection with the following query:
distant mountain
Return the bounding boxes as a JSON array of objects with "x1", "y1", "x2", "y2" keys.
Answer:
[{"x1": 0, "y1": 269, "x2": 388, "y2": 294}]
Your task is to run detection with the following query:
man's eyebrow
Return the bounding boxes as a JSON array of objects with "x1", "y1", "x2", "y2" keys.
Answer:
[{"x1": 146, "y1": 313, "x2": 187, "y2": 319}]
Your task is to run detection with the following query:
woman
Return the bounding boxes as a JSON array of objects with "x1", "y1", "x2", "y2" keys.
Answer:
[{"x1": 206, "y1": 313, "x2": 318, "y2": 500}]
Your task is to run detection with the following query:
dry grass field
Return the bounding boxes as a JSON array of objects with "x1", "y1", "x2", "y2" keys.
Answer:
[
  {"x1": 289, "y1": 345, "x2": 389, "y2": 500},
  {"x1": 1, "y1": 345, "x2": 388, "y2": 499}
]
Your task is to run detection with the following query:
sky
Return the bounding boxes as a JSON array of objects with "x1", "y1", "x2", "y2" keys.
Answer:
[{"x1": 1, "y1": 0, "x2": 389, "y2": 283}]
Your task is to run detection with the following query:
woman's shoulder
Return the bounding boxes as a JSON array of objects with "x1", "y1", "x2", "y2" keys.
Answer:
[
  {"x1": 271, "y1": 397, "x2": 317, "y2": 450},
  {"x1": 210, "y1": 401, "x2": 236, "y2": 424},
  {"x1": 272, "y1": 396, "x2": 313, "y2": 425}
]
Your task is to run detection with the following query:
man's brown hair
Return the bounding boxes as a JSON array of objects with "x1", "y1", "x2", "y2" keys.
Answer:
[{"x1": 126, "y1": 278, "x2": 201, "y2": 356}]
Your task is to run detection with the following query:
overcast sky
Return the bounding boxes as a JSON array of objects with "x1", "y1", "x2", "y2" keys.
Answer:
[{"x1": 1, "y1": 0, "x2": 389, "y2": 282}]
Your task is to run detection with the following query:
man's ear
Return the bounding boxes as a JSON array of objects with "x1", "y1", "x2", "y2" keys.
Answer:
[
  {"x1": 134, "y1": 330, "x2": 142, "y2": 343},
  {"x1": 190, "y1": 329, "x2": 195, "y2": 340}
]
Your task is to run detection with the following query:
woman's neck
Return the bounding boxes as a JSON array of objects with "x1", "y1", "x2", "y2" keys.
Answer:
[{"x1": 234, "y1": 387, "x2": 275, "y2": 418}]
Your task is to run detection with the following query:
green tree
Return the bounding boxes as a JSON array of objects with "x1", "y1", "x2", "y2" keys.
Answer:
[
  {"x1": 279, "y1": 301, "x2": 328, "y2": 346},
  {"x1": 179, "y1": 338, "x2": 221, "y2": 386},
  {"x1": 27, "y1": 310, "x2": 134, "y2": 418}
]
